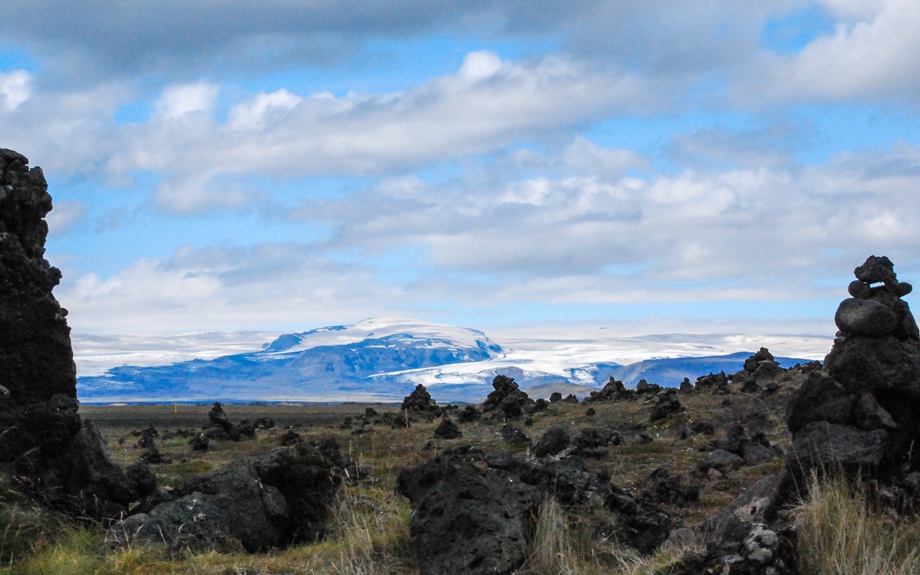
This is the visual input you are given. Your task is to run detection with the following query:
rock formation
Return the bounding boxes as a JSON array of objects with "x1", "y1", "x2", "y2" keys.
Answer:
[
  {"x1": 481, "y1": 375, "x2": 535, "y2": 419},
  {"x1": 670, "y1": 256, "x2": 920, "y2": 573},
  {"x1": 397, "y1": 441, "x2": 676, "y2": 574},
  {"x1": 0, "y1": 148, "x2": 150, "y2": 518},
  {"x1": 788, "y1": 255, "x2": 920, "y2": 485},
  {"x1": 108, "y1": 439, "x2": 347, "y2": 553}
]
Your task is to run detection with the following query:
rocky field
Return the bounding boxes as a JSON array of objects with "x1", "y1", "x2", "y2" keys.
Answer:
[
  {"x1": 5, "y1": 147, "x2": 920, "y2": 574},
  {"x1": 2, "y1": 363, "x2": 801, "y2": 575}
]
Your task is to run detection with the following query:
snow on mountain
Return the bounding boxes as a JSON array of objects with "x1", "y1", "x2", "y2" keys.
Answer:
[
  {"x1": 260, "y1": 317, "x2": 501, "y2": 356},
  {"x1": 75, "y1": 317, "x2": 829, "y2": 403}
]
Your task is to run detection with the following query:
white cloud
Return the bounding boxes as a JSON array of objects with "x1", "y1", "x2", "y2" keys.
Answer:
[
  {"x1": 562, "y1": 137, "x2": 651, "y2": 178},
  {"x1": 741, "y1": 0, "x2": 920, "y2": 104},
  {"x1": 46, "y1": 200, "x2": 87, "y2": 235},
  {"x1": 56, "y1": 243, "x2": 410, "y2": 334},
  {"x1": 459, "y1": 50, "x2": 503, "y2": 81},
  {"x1": 101, "y1": 53, "x2": 648, "y2": 213},
  {"x1": 153, "y1": 82, "x2": 220, "y2": 120},
  {"x1": 0, "y1": 70, "x2": 30, "y2": 110},
  {"x1": 227, "y1": 89, "x2": 302, "y2": 129}
]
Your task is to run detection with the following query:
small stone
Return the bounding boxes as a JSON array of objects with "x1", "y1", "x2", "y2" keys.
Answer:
[
  {"x1": 835, "y1": 298, "x2": 898, "y2": 336},
  {"x1": 848, "y1": 280, "x2": 872, "y2": 299}
]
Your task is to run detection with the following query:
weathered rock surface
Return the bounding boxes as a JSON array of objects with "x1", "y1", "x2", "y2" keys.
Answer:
[
  {"x1": 106, "y1": 492, "x2": 241, "y2": 553},
  {"x1": 789, "y1": 256, "x2": 920, "y2": 481},
  {"x1": 481, "y1": 375, "x2": 535, "y2": 419},
  {"x1": 533, "y1": 424, "x2": 570, "y2": 457},
  {"x1": 0, "y1": 149, "x2": 146, "y2": 519},
  {"x1": 396, "y1": 455, "x2": 540, "y2": 575},
  {"x1": 108, "y1": 441, "x2": 344, "y2": 553},
  {"x1": 0, "y1": 149, "x2": 75, "y2": 407}
]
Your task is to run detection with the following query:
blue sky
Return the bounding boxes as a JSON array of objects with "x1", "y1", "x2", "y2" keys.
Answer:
[{"x1": 2, "y1": 0, "x2": 920, "y2": 340}]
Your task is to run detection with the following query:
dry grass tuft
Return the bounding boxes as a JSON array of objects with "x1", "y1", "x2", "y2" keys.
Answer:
[{"x1": 795, "y1": 475, "x2": 920, "y2": 575}]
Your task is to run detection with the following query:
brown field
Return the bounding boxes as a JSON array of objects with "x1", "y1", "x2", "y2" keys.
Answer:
[{"x1": 80, "y1": 402, "x2": 403, "y2": 432}]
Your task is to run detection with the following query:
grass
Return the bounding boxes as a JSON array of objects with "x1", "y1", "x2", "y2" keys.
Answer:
[
  {"x1": 4, "y1": 368, "x2": 880, "y2": 575},
  {"x1": 795, "y1": 475, "x2": 920, "y2": 575}
]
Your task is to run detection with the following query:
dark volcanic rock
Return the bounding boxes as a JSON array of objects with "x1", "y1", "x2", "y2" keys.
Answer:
[
  {"x1": 0, "y1": 149, "x2": 76, "y2": 407},
  {"x1": 787, "y1": 422, "x2": 888, "y2": 481},
  {"x1": 642, "y1": 468, "x2": 700, "y2": 506},
  {"x1": 481, "y1": 375, "x2": 535, "y2": 419},
  {"x1": 533, "y1": 424, "x2": 571, "y2": 457},
  {"x1": 790, "y1": 256, "x2": 920, "y2": 481},
  {"x1": 786, "y1": 371, "x2": 855, "y2": 433},
  {"x1": 649, "y1": 391, "x2": 682, "y2": 421},
  {"x1": 178, "y1": 459, "x2": 290, "y2": 552},
  {"x1": 111, "y1": 441, "x2": 344, "y2": 553},
  {"x1": 396, "y1": 456, "x2": 540, "y2": 575},
  {"x1": 433, "y1": 417, "x2": 463, "y2": 440},
  {"x1": 402, "y1": 383, "x2": 439, "y2": 413},
  {"x1": 106, "y1": 492, "x2": 241, "y2": 554},
  {"x1": 253, "y1": 443, "x2": 344, "y2": 542},
  {"x1": 0, "y1": 149, "x2": 144, "y2": 519},
  {"x1": 836, "y1": 298, "x2": 899, "y2": 337}
]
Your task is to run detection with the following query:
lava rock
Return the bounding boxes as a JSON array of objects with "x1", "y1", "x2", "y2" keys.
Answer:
[
  {"x1": 433, "y1": 418, "x2": 463, "y2": 440},
  {"x1": 396, "y1": 456, "x2": 540, "y2": 575},
  {"x1": 533, "y1": 425, "x2": 571, "y2": 458},
  {"x1": 835, "y1": 298, "x2": 898, "y2": 337}
]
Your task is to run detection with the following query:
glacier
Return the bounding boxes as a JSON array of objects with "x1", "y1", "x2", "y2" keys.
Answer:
[{"x1": 76, "y1": 317, "x2": 823, "y2": 403}]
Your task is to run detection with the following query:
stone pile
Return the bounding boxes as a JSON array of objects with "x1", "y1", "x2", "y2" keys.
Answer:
[
  {"x1": 787, "y1": 255, "x2": 920, "y2": 489},
  {"x1": 585, "y1": 377, "x2": 635, "y2": 402},
  {"x1": 481, "y1": 375, "x2": 535, "y2": 419},
  {"x1": 668, "y1": 256, "x2": 920, "y2": 574},
  {"x1": 0, "y1": 149, "x2": 151, "y2": 519}
]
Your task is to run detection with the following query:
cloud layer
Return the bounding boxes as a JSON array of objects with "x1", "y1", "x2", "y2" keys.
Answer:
[{"x1": 1, "y1": 0, "x2": 918, "y2": 339}]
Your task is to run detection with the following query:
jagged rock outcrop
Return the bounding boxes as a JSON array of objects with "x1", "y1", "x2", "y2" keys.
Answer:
[
  {"x1": 0, "y1": 149, "x2": 149, "y2": 519},
  {"x1": 108, "y1": 440, "x2": 346, "y2": 553},
  {"x1": 397, "y1": 444, "x2": 676, "y2": 574}
]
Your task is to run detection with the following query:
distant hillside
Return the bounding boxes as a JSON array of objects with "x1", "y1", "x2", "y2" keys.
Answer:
[{"x1": 77, "y1": 318, "x2": 815, "y2": 403}]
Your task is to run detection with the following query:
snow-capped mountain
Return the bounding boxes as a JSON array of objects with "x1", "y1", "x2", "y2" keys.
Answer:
[
  {"x1": 77, "y1": 318, "x2": 506, "y2": 403},
  {"x1": 76, "y1": 317, "x2": 822, "y2": 403}
]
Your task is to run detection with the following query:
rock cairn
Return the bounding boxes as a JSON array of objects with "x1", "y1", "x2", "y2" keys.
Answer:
[
  {"x1": 788, "y1": 255, "x2": 920, "y2": 487},
  {"x1": 669, "y1": 256, "x2": 920, "y2": 574},
  {"x1": 0, "y1": 149, "x2": 151, "y2": 519}
]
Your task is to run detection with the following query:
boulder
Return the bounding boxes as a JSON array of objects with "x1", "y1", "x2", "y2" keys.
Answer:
[
  {"x1": 433, "y1": 417, "x2": 463, "y2": 440},
  {"x1": 396, "y1": 456, "x2": 540, "y2": 575},
  {"x1": 178, "y1": 459, "x2": 290, "y2": 552},
  {"x1": 787, "y1": 421, "x2": 888, "y2": 481},
  {"x1": 106, "y1": 492, "x2": 241, "y2": 554},
  {"x1": 253, "y1": 443, "x2": 344, "y2": 541},
  {"x1": 533, "y1": 424, "x2": 570, "y2": 458},
  {"x1": 835, "y1": 298, "x2": 898, "y2": 337}
]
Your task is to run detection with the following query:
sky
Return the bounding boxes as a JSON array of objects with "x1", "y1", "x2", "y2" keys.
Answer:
[{"x1": 3, "y1": 0, "x2": 920, "y2": 349}]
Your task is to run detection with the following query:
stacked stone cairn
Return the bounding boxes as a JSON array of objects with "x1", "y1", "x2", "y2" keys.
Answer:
[
  {"x1": 0, "y1": 149, "x2": 153, "y2": 519},
  {"x1": 788, "y1": 255, "x2": 920, "y2": 492},
  {"x1": 668, "y1": 256, "x2": 920, "y2": 574}
]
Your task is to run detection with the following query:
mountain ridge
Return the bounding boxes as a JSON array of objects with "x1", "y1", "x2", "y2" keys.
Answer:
[{"x1": 77, "y1": 317, "x2": 816, "y2": 403}]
